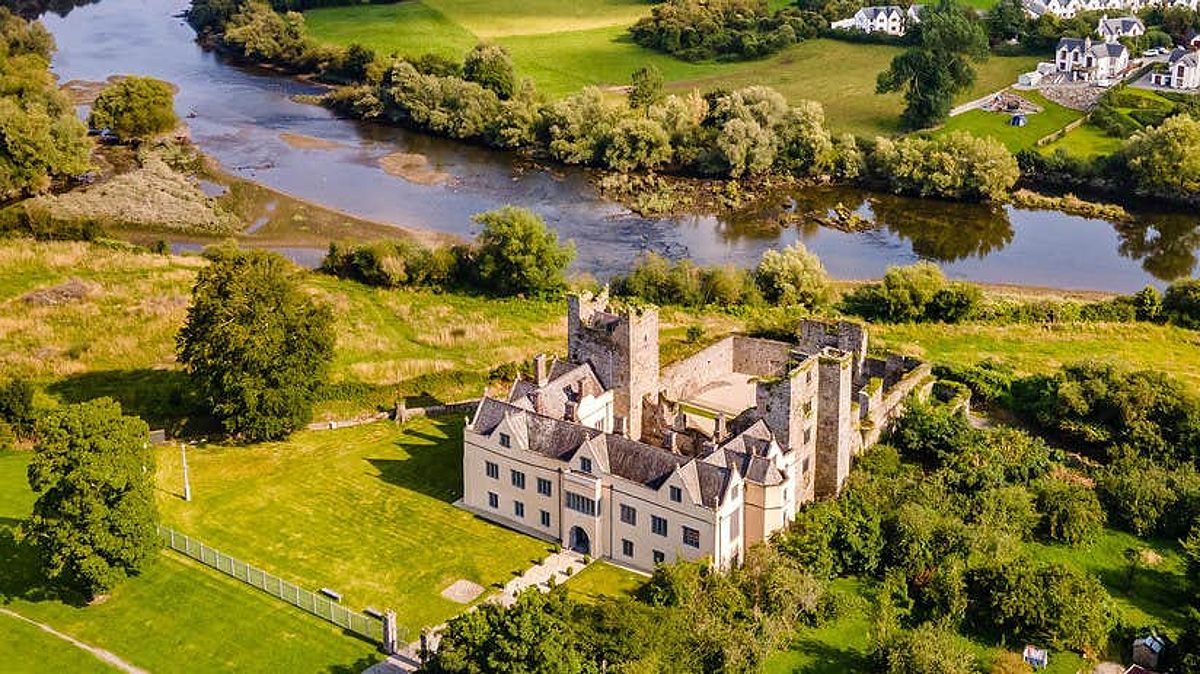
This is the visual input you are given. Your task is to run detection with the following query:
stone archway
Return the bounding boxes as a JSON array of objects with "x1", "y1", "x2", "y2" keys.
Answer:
[{"x1": 567, "y1": 526, "x2": 591, "y2": 555}]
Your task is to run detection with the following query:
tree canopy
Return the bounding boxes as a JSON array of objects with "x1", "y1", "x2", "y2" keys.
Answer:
[
  {"x1": 25, "y1": 398, "x2": 158, "y2": 599},
  {"x1": 88, "y1": 76, "x2": 178, "y2": 140},
  {"x1": 470, "y1": 206, "x2": 575, "y2": 297},
  {"x1": 876, "y1": 0, "x2": 989, "y2": 129},
  {"x1": 177, "y1": 246, "x2": 335, "y2": 441},
  {"x1": 0, "y1": 7, "x2": 89, "y2": 200}
]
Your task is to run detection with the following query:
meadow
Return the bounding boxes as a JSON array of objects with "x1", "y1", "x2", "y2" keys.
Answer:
[
  {"x1": 0, "y1": 451, "x2": 382, "y2": 674},
  {"x1": 303, "y1": 0, "x2": 1038, "y2": 136}
]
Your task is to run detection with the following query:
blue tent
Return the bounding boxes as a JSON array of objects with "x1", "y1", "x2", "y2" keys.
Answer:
[{"x1": 1010, "y1": 114, "x2": 1028, "y2": 127}]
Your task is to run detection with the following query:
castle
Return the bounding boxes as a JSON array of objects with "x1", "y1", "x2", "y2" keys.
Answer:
[{"x1": 460, "y1": 292, "x2": 932, "y2": 573}]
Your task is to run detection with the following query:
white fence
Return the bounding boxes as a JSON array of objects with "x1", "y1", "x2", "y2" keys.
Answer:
[{"x1": 158, "y1": 525, "x2": 396, "y2": 644}]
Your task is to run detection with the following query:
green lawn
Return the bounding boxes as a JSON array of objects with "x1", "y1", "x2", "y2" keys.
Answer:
[
  {"x1": 304, "y1": 0, "x2": 1038, "y2": 136},
  {"x1": 763, "y1": 577, "x2": 1090, "y2": 674},
  {"x1": 565, "y1": 562, "x2": 646, "y2": 604},
  {"x1": 1027, "y1": 528, "x2": 1191, "y2": 635},
  {"x1": 0, "y1": 451, "x2": 382, "y2": 673},
  {"x1": 936, "y1": 90, "x2": 1084, "y2": 153},
  {"x1": 156, "y1": 416, "x2": 551, "y2": 633},
  {"x1": 871, "y1": 321, "x2": 1200, "y2": 395},
  {"x1": 1040, "y1": 121, "x2": 1125, "y2": 158}
]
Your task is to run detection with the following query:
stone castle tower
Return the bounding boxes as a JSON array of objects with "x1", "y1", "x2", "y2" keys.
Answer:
[{"x1": 566, "y1": 292, "x2": 659, "y2": 440}]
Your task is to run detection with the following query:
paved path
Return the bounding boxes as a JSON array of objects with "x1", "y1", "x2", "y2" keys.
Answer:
[
  {"x1": 949, "y1": 89, "x2": 1008, "y2": 117},
  {"x1": 361, "y1": 549, "x2": 591, "y2": 673},
  {"x1": 0, "y1": 608, "x2": 150, "y2": 674}
]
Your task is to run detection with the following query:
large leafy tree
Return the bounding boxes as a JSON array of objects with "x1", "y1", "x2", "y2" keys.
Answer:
[
  {"x1": 1124, "y1": 114, "x2": 1200, "y2": 198},
  {"x1": 88, "y1": 76, "x2": 178, "y2": 140},
  {"x1": 470, "y1": 206, "x2": 575, "y2": 297},
  {"x1": 177, "y1": 247, "x2": 334, "y2": 442},
  {"x1": 876, "y1": 0, "x2": 989, "y2": 129},
  {"x1": 25, "y1": 398, "x2": 158, "y2": 600},
  {"x1": 0, "y1": 7, "x2": 89, "y2": 200}
]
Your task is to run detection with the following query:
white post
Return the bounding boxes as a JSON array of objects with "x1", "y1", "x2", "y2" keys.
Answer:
[{"x1": 181, "y1": 442, "x2": 192, "y2": 502}]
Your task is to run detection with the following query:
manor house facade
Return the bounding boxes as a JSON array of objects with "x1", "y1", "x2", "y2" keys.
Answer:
[{"x1": 459, "y1": 292, "x2": 932, "y2": 573}]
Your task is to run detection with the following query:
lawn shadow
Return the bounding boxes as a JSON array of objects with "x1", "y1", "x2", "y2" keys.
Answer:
[
  {"x1": 325, "y1": 654, "x2": 383, "y2": 674},
  {"x1": 0, "y1": 522, "x2": 78, "y2": 606},
  {"x1": 366, "y1": 416, "x2": 464, "y2": 503},
  {"x1": 1096, "y1": 564, "x2": 1191, "y2": 627},
  {"x1": 45, "y1": 369, "x2": 216, "y2": 437},
  {"x1": 784, "y1": 636, "x2": 870, "y2": 674}
]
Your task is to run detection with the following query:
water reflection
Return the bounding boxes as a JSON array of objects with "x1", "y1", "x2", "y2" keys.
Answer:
[{"x1": 35, "y1": 0, "x2": 1200, "y2": 292}]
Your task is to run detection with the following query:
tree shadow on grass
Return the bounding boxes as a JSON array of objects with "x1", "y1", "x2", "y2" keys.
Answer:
[
  {"x1": 1096, "y1": 564, "x2": 1191, "y2": 627},
  {"x1": 325, "y1": 653, "x2": 384, "y2": 674},
  {"x1": 366, "y1": 417, "x2": 465, "y2": 503},
  {"x1": 0, "y1": 522, "x2": 81, "y2": 606},
  {"x1": 783, "y1": 636, "x2": 870, "y2": 674},
  {"x1": 45, "y1": 369, "x2": 217, "y2": 437}
]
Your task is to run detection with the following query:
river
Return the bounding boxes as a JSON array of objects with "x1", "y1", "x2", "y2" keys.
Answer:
[{"x1": 39, "y1": 0, "x2": 1200, "y2": 291}]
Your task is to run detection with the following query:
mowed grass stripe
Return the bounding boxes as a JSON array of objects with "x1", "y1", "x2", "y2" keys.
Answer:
[
  {"x1": 0, "y1": 451, "x2": 381, "y2": 674},
  {"x1": 156, "y1": 418, "x2": 552, "y2": 630}
]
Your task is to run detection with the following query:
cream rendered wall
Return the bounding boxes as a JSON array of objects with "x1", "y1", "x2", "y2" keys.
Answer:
[
  {"x1": 463, "y1": 429, "x2": 565, "y2": 542},
  {"x1": 576, "y1": 390, "x2": 615, "y2": 432}
]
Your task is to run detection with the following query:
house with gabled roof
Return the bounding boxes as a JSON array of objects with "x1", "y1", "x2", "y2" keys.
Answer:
[
  {"x1": 1098, "y1": 14, "x2": 1145, "y2": 42},
  {"x1": 1150, "y1": 47, "x2": 1200, "y2": 89},
  {"x1": 459, "y1": 292, "x2": 933, "y2": 572},
  {"x1": 831, "y1": 5, "x2": 922, "y2": 36},
  {"x1": 1056, "y1": 36, "x2": 1130, "y2": 80}
]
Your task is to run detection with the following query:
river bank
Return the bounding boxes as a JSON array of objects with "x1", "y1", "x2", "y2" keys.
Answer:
[{"x1": 34, "y1": 0, "x2": 1200, "y2": 292}]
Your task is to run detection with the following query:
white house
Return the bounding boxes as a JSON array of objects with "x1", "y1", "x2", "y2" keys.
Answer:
[
  {"x1": 1055, "y1": 36, "x2": 1130, "y2": 81},
  {"x1": 1150, "y1": 47, "x2": 1200, "y2": 89},
  {"x1": 1097, "y1": 15, "x2": 1145, "y2": 42},
  {"x1": 832, "y1": 5, "x2": 922, "y2": 36}
]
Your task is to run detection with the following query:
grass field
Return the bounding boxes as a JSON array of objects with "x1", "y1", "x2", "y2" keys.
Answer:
[
  {"x1": 871, "y1": 321, "x2": 1200, "y2": 394},
  {"x1": 0, "y1": 451, "x2": 381, "y2": 673},
  {"x1": 304, "y1": 1, "x2": 1038, "y2": 136},
  {"x1": 156, "y1": 417, "x2": 551, "y2": 632},
  {"x1": 1040, "y1": 121, "x2": 1125, "y2": 158},
  {"x1": 565, "y1": 562, "x2": 646, "y2": 604},
  {"x1": 935, "y1": 90, "x2": 1084, "y2": 153}
]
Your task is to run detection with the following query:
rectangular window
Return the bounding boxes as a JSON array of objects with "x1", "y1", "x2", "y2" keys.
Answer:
[
  {"x1": 651, "y1": 515, "x2": 668, "y2": 537},
  {"x1": 565, "y1": 491, "x2": 598, "y2": 517},
  {"x1": 510, "y1": 469, "x2": 525, "y2": 490},
  {"x1": 804, "y1": 428, "x2": 812, "y2": 446},
  {"x1": 729, "y1": 509, "x2": 740, "y2": 541},
  {"x1": 619, "y1": 504, "x2": 637, "y2": 526},
  {"x1": 682, "y1": 526, "x2": 700, "y2": 548},
  {"x1": 579, "y1": 457, "x2": 593, "y2": 473},
  {"x1": 653, "y1": 550, "x2": 665, "y2": 565},
  {"x1": 540, "y1": 510, "x2": 551, "y2": 527},
  {"x1": 802, "y1": 457, "x2": 811, "y2": 475},
  {"x1": 803, "y1": 401, "x2": 812, "y2": 415},
  {"x1": 537, "y1": 477, "x2": 552, "y2": 497},
  {"x1": 487, "y1": 492, "x2": 499, "y2": 509},
  {"x1": 498, "y1": 433, "x2": 511, "y2": 448},
  {"x1": 514, "y1": 501, "x2": 525, "y2": 518},
  {"x1": 669, "y1": 485, "x2": 682, "y2": 503},
  {"x1": 622, "y1": 539, "x2": 634, "y2": 557},
  {"x1": 485, "y1": 461, "x2": 499, "y2": 480}
]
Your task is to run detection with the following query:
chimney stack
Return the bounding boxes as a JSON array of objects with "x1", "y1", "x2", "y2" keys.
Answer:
[{"x1": 534, "y1": 354, "x2": 550, "y2": 387}]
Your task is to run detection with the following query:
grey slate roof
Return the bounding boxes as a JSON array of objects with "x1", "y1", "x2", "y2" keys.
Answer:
[
  {"x1": 1169, "y1": 46, "x2": 1200, "y2": 67},
  {"x1": 470, "y1": 397, "x2": 731, "y2": 508},
  {"x1": 1056, "y1": 37, "x2": 1127, "y2": 60},
  {"x1": 707, "y1": 420, "x2": 785, "y2": 486},
  {"x1": 1099, "y1": 16, "x2": 1142, "y2": 37},
  {"x1": 858, "y1": 5, "x2": 904, "y2": 19},
  {"x1": 507, "y1": 360, "x2": 606, "y2": 421}
]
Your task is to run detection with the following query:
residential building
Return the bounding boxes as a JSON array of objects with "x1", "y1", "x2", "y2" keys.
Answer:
[
  {"x1": 1055, "y1": 36, "x2": 1130, "y2": 81},
  {"x1": 459, "y1": 292, "x2": 932, "y2": 573},
  {"x1": 1097, "y1": 15, "x2": 1145, "y2": 42},
  {"x1": 831, "y1": 5, "x2": 922, "y2": 36},
  {"x1": 1150, "y1": 47, "x2": 1200, "y2": 89}
]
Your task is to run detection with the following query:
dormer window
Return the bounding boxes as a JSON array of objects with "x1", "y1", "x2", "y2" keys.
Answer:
[
  {"x1": 499, "y1": 433, "x2": 511, "y2": 448},
  {"x1": 669, "y1": 485, "x2": 682, "y2": 503},
  {"x1": 580, "y1": 457, "x2": 593, "y2": 473}
]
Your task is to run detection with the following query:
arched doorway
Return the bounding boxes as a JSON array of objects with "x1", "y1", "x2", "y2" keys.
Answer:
[{"x1": 567, "y1": 526, "x2": 590, "y2": 555}]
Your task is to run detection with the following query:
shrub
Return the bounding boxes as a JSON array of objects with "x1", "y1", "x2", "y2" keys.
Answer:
[
  {"x1": 870, "y1": 132, "x2": 1020, "y2": 201},
  {"x1": 629, "y1": 0, "x2": 815, "y2": 61},
  {"x1": 753, "y1": 242, "x2": 832, "y2": 309},
  {"x1": 1033, "y1": 477, "x2": 1105, "y2": 546},
  {"x1": 1164, "y1": 278, "x2": 1200, "y2": 329},
  {"x1": 462, "y1": 43, "x2": 516, "y2": 99},
  {"x1": 471, "y1": 206, "x2": 575, "y2": 297},
  {"x1": 844, "y1": 262, "x2": 980, "y2": 323},
  {"x1": 320, "y1": 239, "x2": 457, "y2": 289}
]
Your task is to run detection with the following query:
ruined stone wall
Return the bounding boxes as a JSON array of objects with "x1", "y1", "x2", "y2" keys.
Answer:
[
  {"x1": 756, "y1": 357, "x2": 819, "y2": 503},
  {"x1": 858, "y1": 361, "x2": 934, "y2": 449},
  {"x1": 815, "y1": 349, "x2": 853, "y2": 499},
  {"x1": 730, "y1": 337, "x2": 794, "y2": 377},
  {"x1": 797, "y1": 320, "x2": 868, "y2": 382},
  {"x1": 659, "y1": 338, "x2": 735, "y2": 401}
]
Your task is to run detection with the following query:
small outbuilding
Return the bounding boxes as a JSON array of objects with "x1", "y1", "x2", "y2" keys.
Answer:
[
  {"x1": 1132, "y1": 634, "x2": 1166, "y2": 670},
  {"x1": 1023, "y1": 645, "x2": 1049, "y2": 669},
  {"x1": 1018, "y1": 71, "x2": 1044, "y2": 86}
]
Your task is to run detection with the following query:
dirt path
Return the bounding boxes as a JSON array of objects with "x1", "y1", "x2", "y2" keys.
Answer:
[{"x1": 0, "y1": 607, "x2": 150, "y2": 674}]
